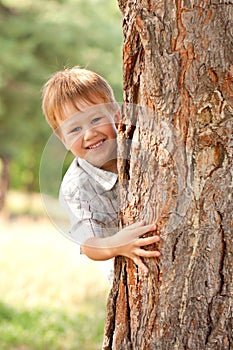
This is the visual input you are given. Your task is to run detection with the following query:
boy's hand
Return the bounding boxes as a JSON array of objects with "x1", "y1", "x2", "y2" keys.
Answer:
[
  {"x1": 111, "y1": 221, "x2": 160, "y2": 274},
  {"x1": 82, "y1": 221, "x2": 160, "y2": 275}
]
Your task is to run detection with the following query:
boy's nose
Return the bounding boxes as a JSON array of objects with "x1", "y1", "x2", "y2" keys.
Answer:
[{"x1": 83, "y1": 127, "x2": 97, "y2": 141}]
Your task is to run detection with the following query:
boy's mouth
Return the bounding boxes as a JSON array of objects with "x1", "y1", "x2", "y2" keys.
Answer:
[{"x1": 86, "y1": 139, "x2": 105, "y2": 150}]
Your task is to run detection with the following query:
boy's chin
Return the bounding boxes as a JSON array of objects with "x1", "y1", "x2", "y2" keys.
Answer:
[
  {"x1": 87, "y1": 157, "x2": 117, "y2": 172},
  {"x1": 85, "y1": 149, "x2": 117, "y2": 169}
]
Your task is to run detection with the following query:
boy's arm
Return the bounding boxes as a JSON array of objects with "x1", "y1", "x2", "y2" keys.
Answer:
[{"x1": 81, "y1": 221, "x2": 160, "y2": 274}]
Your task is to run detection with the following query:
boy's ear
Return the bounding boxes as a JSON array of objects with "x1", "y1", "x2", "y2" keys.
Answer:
[
  {"x1": 54, "y1": 127, "x2": 63, "y2": 140},
  {"x1": 54, "y1": 128, "x2": 69, "y2": 149}
]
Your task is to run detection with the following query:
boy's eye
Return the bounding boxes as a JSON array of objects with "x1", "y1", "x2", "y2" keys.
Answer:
[
  {"x1": 70, "y1": 126, "x2": 81, "y2": 133},
  {"x1": 91, "y1": 117, "x2": 103, "y2": 124}
]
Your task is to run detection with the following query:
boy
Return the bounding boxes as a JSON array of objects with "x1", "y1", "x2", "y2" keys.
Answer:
[{"x1": 42, "y1": 66, "x2": 160, "y2": 275}]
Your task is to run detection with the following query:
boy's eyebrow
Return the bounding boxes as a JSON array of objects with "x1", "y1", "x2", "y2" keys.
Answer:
[
  {"x1": 58, "y1": 103, "x2": 115, "y2": 135},
  {"x1": 57, "y1": 109, "x2": 96, "y2": 134},
  {"x1": 66, "y1": 105, "x2": 106, "y2": 122},
  {"x1": 60, "y1": 115, "x2": 81, "y2": 131}
]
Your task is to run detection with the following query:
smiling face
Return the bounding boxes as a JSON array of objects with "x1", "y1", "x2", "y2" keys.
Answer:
[{"x1": 58, "y1": 101, "x2": 119, "y2": 173}]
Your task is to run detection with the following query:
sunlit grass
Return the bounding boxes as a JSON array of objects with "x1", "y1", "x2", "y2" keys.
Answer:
[
  {"x1": 0, "y1": 302, "x2": 106, "y2": 350},
  {"x1": 0, "y1": 213, "x2": 111, "y2": 349}
]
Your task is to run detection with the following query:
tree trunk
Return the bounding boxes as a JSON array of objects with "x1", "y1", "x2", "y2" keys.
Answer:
[
  {"x1": 103, "y1": 1, "x2": 233, "y2": 349},
  {"x1": 0, "y1": 157, "x2": 10, "y2": 211}
]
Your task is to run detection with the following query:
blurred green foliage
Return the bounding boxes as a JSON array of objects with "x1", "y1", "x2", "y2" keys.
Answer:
[{"x1": 0, "y1": 0, "x2": 122, "y2": 193}]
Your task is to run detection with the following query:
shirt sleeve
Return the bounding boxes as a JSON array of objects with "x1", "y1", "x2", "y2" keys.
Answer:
[{"x1": 59, "y1": 185, "x2": 105, "y2": 246}]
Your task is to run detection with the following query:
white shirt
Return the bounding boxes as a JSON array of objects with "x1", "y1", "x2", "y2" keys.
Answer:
[{"x1": 59, "y1": 157, "x2": 119, "y2": 245}]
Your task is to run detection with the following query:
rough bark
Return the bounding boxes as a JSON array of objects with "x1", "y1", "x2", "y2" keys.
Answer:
[{"x1": 103, "y1": 0, "x2": 233, "y2": 349}]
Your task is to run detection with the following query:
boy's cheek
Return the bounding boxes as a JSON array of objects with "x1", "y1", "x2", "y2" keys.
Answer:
[
  {"x1": 70, "y1": 142, "x2": 83, "y2": 157},
  {"x1": 63, "y1": 134, "x2": 83, "y2": 151}
]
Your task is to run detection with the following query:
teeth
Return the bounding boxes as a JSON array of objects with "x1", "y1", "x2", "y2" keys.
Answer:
[{"x1": 88, "y1": 140, "x2": 103, "y2": 149}]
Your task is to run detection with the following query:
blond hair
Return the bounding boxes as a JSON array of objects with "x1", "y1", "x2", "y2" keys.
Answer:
[{"x1": 42, "y1": 66, "x2": 116, "y2": 130}]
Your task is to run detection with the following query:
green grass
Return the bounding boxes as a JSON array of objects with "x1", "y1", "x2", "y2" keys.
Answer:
[
  {"x1": 0, "y1": 212, "x2": 110, "y2": 350},
  {"x1": 0, "y1": 301, "x2": 106, "y2": 350}
]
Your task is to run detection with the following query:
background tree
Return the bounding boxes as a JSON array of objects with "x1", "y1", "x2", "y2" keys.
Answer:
[
  {"x1": 0, "y1": 0, "x2": 122, "y2": 208},
  {"x1": 103, "y1": 0, "x2": 233, "y2": 349}
]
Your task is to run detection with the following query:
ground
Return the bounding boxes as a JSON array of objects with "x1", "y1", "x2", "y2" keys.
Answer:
[{"x1": 0, "y1": 213, "x2": 110, "y2": 350}]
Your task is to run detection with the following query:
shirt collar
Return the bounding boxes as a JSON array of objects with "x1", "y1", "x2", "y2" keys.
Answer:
[{"x1": 77, "y1": 158, "x2": 118, "y2": 191}]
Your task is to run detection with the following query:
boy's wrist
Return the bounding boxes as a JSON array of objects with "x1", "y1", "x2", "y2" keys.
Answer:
[
  {"x1": 81, "y1": 235, "x2": 121, "y2": 261},
  {"x1": 99, "y1": 235, "x2": 121, "y2": 259}
]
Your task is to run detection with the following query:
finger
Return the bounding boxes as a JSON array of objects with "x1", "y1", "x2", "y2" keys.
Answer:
[
  {"x1": 132, "y1": 256, "x2": 149, "y2": 274},
  {"x1": 131, "y1": 223, "x2": 157, "y2": 238},
  {"x1": 127, "y1": 221, "x2": 145, "y2": 230},
  {"x1": 135, "y1": 248, "x2": 160, "y2": 258},
  {"x1": 136, "y1": 235, "x2": 160, "y2": 246}
]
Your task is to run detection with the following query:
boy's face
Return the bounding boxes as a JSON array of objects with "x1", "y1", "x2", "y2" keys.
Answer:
[{"x1": 58, "y1": 101, "x2": 119, "y2": 172}]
